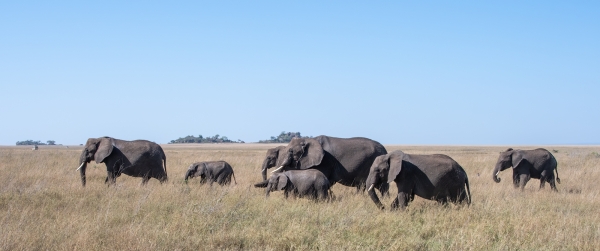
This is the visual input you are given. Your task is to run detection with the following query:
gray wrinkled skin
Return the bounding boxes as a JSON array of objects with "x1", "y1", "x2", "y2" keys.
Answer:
[{"x1": 78, "y1": 137, "x2": 167, "y2": 186}]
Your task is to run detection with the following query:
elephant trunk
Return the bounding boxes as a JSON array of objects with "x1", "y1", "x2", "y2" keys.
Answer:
[
  {"x1": 279, "y1": 153, "x2": 292, "y2": 169},
  {"x1": 260, "y1": 158, "x2": 270, "y2": 181},
  {"x1": 79, "y1": 162, "x2": 87, "y2": 187},
  {"x1": 366, "y1": 174, "x2": 384, "y2": 209},
  {"x1": 368, "y1": 185, "x2": 385, "y2": 210},
  {"x1": 265, "y1": 183, "x2": 272, "y2": 197},
  {"x1": 77, "y1": 150, "x2": 88, "y2": 187},
  {"x1": 184, "y1": 170, "x2": 193, "y2": 182},
  {"x1": 493, "y1": 164, "x2": 502, "y2": 183}
]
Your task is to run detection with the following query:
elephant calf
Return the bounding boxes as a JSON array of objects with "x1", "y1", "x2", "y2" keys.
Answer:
[
  {"x1": 254, "y1": 169, "x2": 332, "y2": 201},
  {"x1": 185, "y1": 161, "x2": 237, "y2": 186}
]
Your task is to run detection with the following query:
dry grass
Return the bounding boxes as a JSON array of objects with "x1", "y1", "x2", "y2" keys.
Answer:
[{"x1": 1, "y1": 144, "x2": 599, "y2": 250}]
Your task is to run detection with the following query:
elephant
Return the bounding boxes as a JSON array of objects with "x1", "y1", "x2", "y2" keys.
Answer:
[
  {"x1": 184, "y1": 161, "x2": 237, "y2": 186},
  {"x1": 366, "y1": 150, "x2": 471, "y2": 210},
  {"x1": 75, "y1": 137, "x2": 167, "y2": 186},
  {"x1": 260, "y1": 146, "x2": 287, "y2": 181},
  {"x1": 255, "y1": 135, "x2": 389, "y2": 194},
  {"x1": 254, "y1": 169, "x2": 332, "y2": 201},
  {"x1": 493, "y1": 148, "x2": 560, "y2": 191}
]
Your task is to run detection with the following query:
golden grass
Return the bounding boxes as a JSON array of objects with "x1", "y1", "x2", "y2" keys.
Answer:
[{"x1": 1, "y1": 144, "x2": 599, "y2": 250}]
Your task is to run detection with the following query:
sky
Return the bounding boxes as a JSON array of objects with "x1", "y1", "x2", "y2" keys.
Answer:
[{"x1": 1, "y1": 1, "x2": 599, "y2": 145}]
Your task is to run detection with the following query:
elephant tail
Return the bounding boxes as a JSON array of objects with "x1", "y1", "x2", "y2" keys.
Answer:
[
  {"x1": 162, "y1": 153, "x2": 168, "y2": 178},
  {"x1": 231, "y1": 172, "x2": 237, "y2": 185},
  {"x1": 555, "y1": 164, "x2": 560, "y2": 184},
  {"x1": 465, "y1": 177, "x2": 472, "y2": 206},
  {"x1": 328, "y1": 189, "x2": 336, "y2": 202},
  {"x1": 552, "y1": 155, "x2": 560, "y2": 184}
]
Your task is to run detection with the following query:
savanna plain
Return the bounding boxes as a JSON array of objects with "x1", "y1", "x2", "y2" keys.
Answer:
[{"x1": 1, "y1": 144, "x2": 599, "y2": 250}]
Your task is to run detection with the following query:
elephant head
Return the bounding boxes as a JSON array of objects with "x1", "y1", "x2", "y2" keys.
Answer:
[
  {"x1": 265, "y1": 173, "x2": 289, "y2": 197},
  {"x1": 76, "y1": 137, "x2": 115, "y2": 187},
  {"x1": 271, "y1": 137, "x2": 324, "y2": 173},
  {"x1": 493, "y1": 148, "x2": 523, "y2": 183},
  {"x1": 184, "y1": 163, "x2": 206, "y2": 182},
  {"x1": 260, "y1": 146, "x2": 286, "y2": 181},
  {"x1": 366, "y1": 152, "x2": 403, "y2": 210}
]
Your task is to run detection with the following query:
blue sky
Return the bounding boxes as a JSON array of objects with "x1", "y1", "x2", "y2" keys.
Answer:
[{"x1": 1, "y1": 1, "x2": 598, "y2": 145}]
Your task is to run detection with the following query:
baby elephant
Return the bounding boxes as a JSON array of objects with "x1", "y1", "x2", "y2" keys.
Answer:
[
  {"x1": 254, "y1": 169, "x2": 332, "y2": 201},
  {"x1": 184, "y1": 161, "x2": 236, "y2": 186}
]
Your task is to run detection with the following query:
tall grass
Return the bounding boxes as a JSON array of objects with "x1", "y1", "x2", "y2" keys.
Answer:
[{"x1": 0, "y1": 144, "x2": 599, "y2": 250}]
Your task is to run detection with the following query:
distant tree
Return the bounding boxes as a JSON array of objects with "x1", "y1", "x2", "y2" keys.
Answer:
[
  {"x1": 169, "y1": 134, "x2": 239, "y2": 144},
  {"x1": 259, "y1": 131, "x2": 311, "y2": 143},
  {"x1": 16, "y1": 140, "x2": 46, "y2": 146},
  {"x1": 47, "y1": 140, "x2": 56, "y2": 145}
]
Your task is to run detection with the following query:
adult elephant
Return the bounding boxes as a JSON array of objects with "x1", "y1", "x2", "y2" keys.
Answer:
[
  {"x1": 260, "y1": 146, "x2": 286, "y2": 181},
  {"x1": 75, "y1": 137, "x2": 167, "y2": 186},
  {"x1": 366, "y1": 150, "x2": 471, "y2": 210},
  {"x1": 258, "y1": 135, "x2": 389, "y2": 194},
  {"x1": 493, "y1": 148, "x2": 560, "y2": 191}
]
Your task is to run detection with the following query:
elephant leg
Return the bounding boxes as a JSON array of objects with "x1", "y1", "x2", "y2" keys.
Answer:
[
  {"x1": 436, "y1": 196, "x2": 448, "y2": 205},
  {"x1": 539, "y1": 170, "x2": 548, "y2": 189},
  {"x1": 318, "y1": 190, "x2": 328, "y2": 202},
  {"x1": 518, "y1": 174, "x2": 530, "y2": 191},
  {"x1": 141, "y1": 176, "x2": 150, "y2": 185},
  {"x1": 548, "y1": 175, "x2": 558, "y2": 192},
  {"x1": 513, "y1": 173, "x2": 520, "y2": 188},
  {"x1": 354, "y1": 182, "x2": 366, "y2": 194},
  {"x1": 378, "y1": 183, "x2": 390, "y2": 197},
  {"x1": 390, "y1": 192, "x2": 410, "y2": 210},
  {"x1": 106, "y1": 172, "x2": 117, "y2": 186},
  {"x1": 457, "y1": 188, "x2": 468, "y2": 204},
  {"x1": 158, "y1": 175, "x2": 167, "y2": 184}
]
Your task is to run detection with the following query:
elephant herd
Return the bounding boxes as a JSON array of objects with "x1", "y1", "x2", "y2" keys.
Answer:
[{"x1": 75, "y1": 136, "x2": 561, "y2": 210}]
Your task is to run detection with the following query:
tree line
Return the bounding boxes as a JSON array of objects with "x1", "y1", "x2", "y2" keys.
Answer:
[
  {"x1": 168, "y1": 135, "x2": 241, "y2": 144},
  {"x1": 169, "y1": 131, "x2": 309, "y2": 144},
  {"x1": 16, "y1": 140, "x2": 56, "y2": 145},
  {"x1": 258, "y1": 131, "x2": 310, "y2": 143},
  {"x1": 17, "y1": 132, "x2": 309, "y2": 145}
]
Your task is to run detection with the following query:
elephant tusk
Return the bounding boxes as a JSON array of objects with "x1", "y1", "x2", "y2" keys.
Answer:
[
  {"x1": 271, "y1": 166, "x2": 284, "y2": 173},
  {"x1": 367, "y1": 184, "x2": 374, "y2": 192},
  {"x1": 76, "y1": 162, "x2": 85, "y2": 171},
  {"x1": 495, "y1": 171, "x2": 500, "y2": 177}
]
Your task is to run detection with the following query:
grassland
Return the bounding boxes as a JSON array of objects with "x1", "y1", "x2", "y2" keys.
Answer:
[{"x1": 1, "y1": 144, "x2": 599, "y2": 250}]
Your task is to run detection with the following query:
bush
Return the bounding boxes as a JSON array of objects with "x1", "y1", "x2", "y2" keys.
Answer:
[
  {"x1": 258, "y1": 132, "x2": 310, "y2": 143},
  {"x1": 168, "y1": 134, "x2": 239, "y2": 144},
  {"x1": 16, "y1": 140, "x2": 46, "y2": 146}
]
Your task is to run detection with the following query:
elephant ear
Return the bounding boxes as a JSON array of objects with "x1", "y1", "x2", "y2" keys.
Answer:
[
  {"x1": 200, "y1": 163, "x2": 209, "y2": 177},
  {"x1": 189, "y1": 163, "x2": 201, "y2": 175},
  {"x1": 277, "y1": 174, "x2": 289, "y2": 190},
  {"x1": 387, "y1": 152, "x2": 404, "y2": 184},
  {"x1": 299, "y1": 138, "x2": 324, "y2": 169},
  {"x1": 275, "y1": 146, "x2": 286, "y2": 166},
  {"x1": 512, "y1": 151, "x2": 524, "y2": 169},
  {"x1": 94, "y1": 137, "x2": 114, "y2": 164}
]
